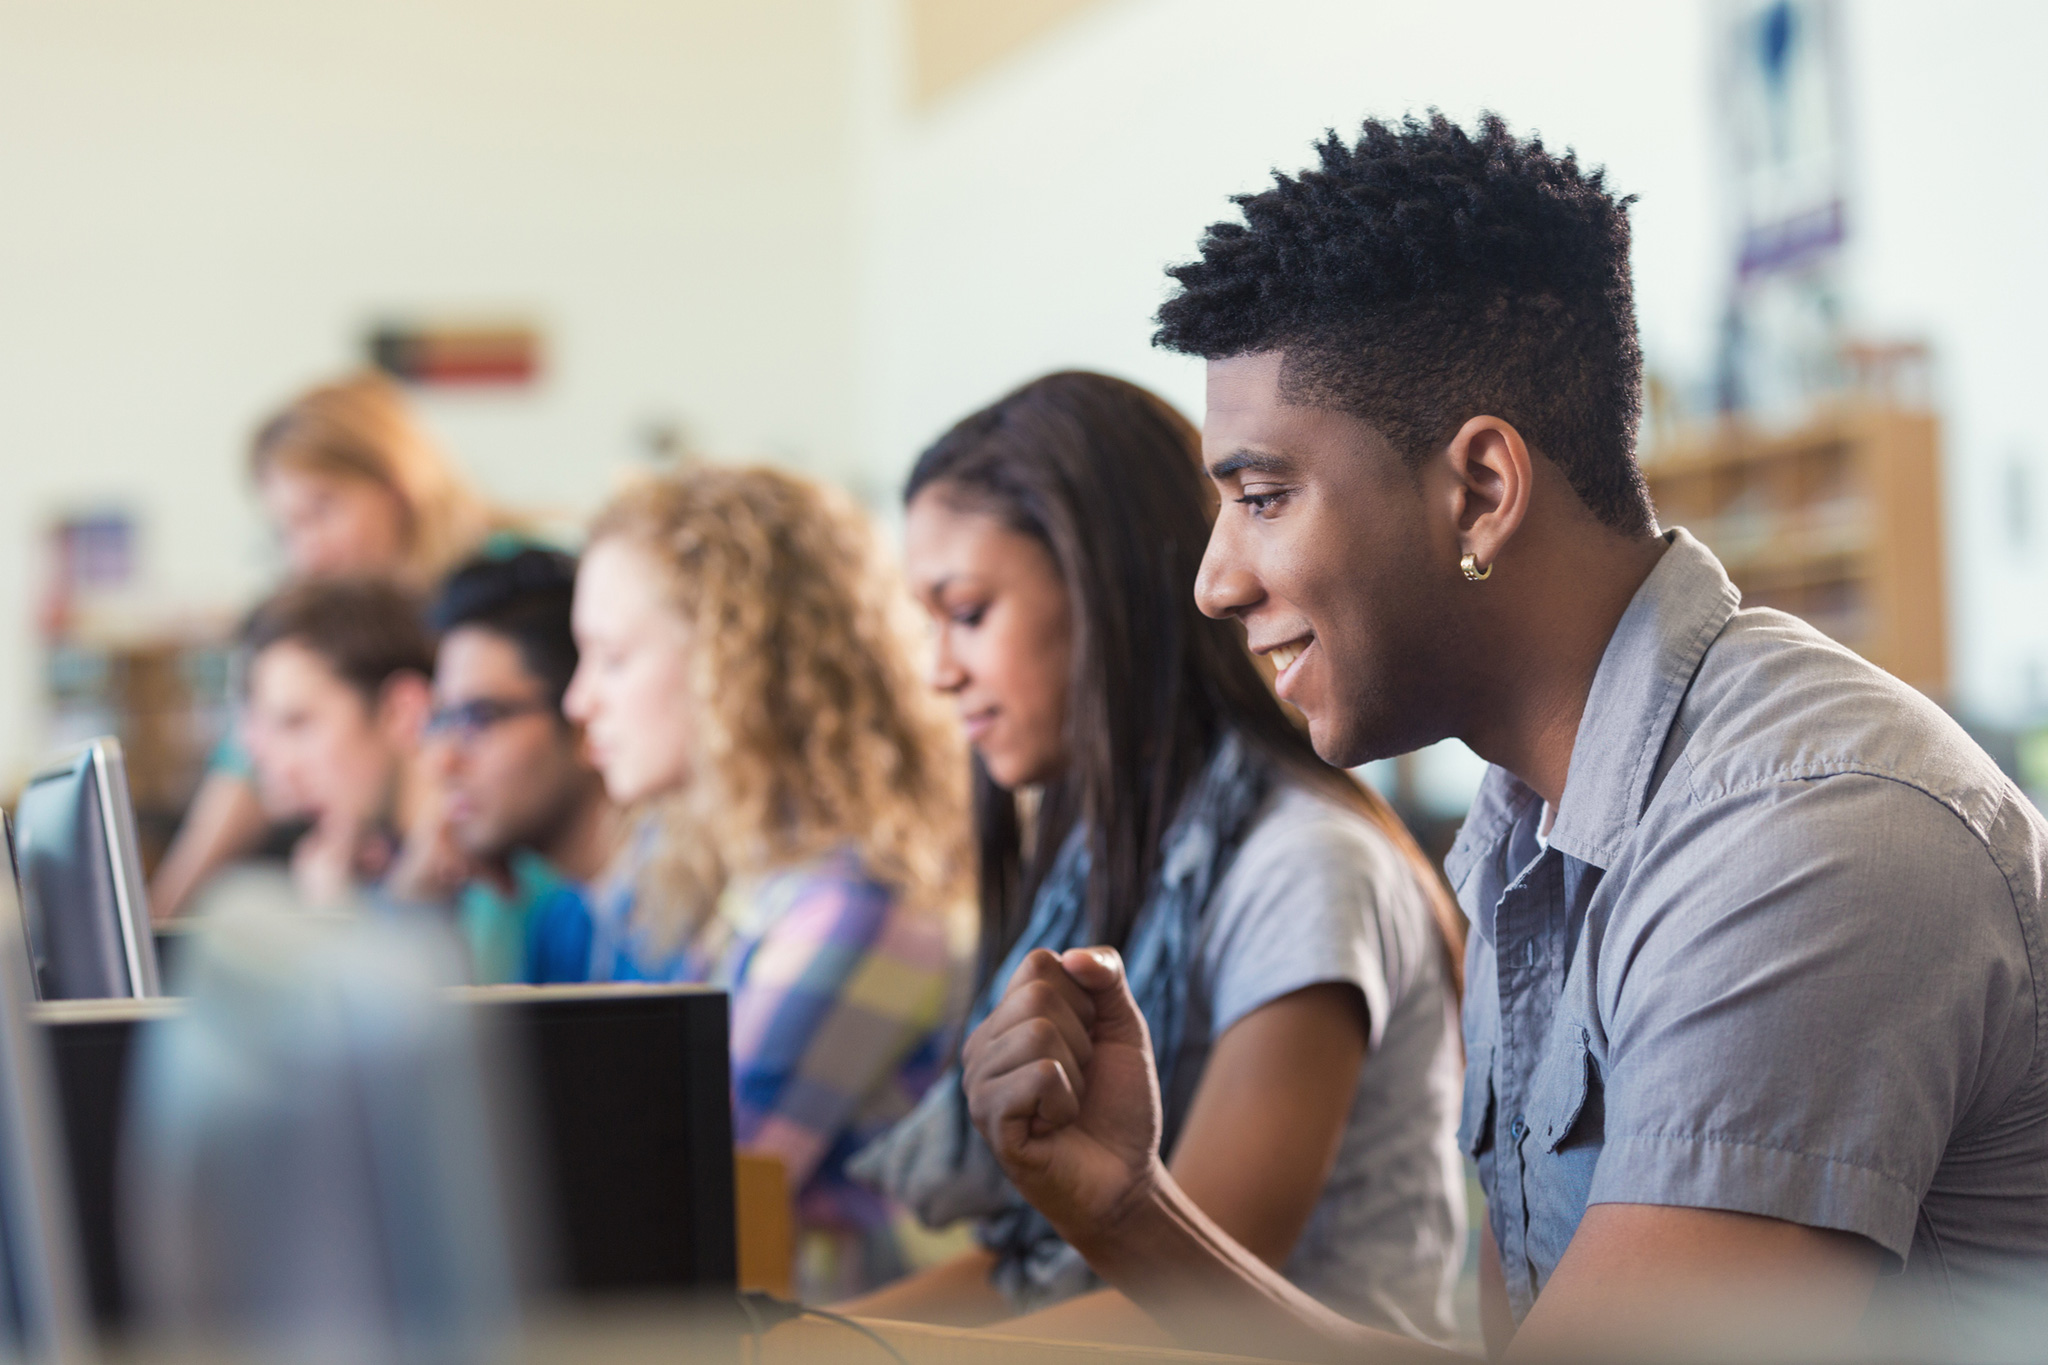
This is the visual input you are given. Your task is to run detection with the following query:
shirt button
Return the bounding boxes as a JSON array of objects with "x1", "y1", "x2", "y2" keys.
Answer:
[{"x1": 1509, "y1": 1114, "x2": 1528, "y2": 1143}]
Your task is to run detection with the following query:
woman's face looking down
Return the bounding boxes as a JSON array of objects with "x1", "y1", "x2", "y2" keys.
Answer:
[
  {"x1": 259, "y1": 465, "x2": 411, "y2": 581},
  {"x1": 563, "y1": 536, "x2": 697, "y2": 805},
  {"x1": 904, "y1": 489, "x2": 1074, "y2": 790}
]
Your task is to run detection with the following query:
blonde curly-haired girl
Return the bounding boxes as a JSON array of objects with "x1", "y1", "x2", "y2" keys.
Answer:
[{"x1": 564, "y1": 464, "x2": 969, "y2": 1293}]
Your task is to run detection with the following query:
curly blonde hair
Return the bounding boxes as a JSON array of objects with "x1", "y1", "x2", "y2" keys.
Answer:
[
  {"x1": 591, "y1": 466, "x2": 969, "y2": 948},
  {"x1": 249, "y1": 373, "x2": 500, "y2": 587}
]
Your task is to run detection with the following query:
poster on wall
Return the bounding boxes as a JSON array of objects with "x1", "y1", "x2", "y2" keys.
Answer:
[{"x1": 366, "y1": 319, "x2": 544, "y2": 388}]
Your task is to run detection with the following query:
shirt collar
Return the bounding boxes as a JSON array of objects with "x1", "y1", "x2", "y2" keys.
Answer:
[
  {"x1": 1545, "y1": 528, "x2": 1739, "y2": 868},
  {"x1": 1445, "y1": 764, "x2": 1541, "y2": 897},
  {"x1": 1445, "y1": 528, "x2": 1738, "y2": 884}
]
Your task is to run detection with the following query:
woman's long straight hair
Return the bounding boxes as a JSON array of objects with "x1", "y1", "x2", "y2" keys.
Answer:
[{"x1": 905, "y1": 371, "x2": 1464, "y2": 991}]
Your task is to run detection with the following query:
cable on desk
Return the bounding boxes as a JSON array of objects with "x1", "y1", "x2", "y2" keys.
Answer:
[{"x1": 736, "y1": 1289, "x2": 910, "y2": 1365}]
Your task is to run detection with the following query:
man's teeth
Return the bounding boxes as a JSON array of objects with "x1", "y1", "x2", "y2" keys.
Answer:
[{"x1": 1269, "y1": 641, "x2": 1305, "y2": 673}]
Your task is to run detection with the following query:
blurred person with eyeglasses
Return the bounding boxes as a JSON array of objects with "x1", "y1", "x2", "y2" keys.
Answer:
[{"x1": 384, "y1": 549, "x2": 619, "y2": 983}]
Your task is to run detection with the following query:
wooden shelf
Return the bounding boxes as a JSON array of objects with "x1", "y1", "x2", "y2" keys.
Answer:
[{"x1": 1643, "y1": 405, "x2": 1946, "y2": 697}]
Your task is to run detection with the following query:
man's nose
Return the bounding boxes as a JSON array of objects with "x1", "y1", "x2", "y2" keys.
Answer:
[
  {"x1": 425, "y1": 736, "x2": 463, "y2": 777},
  {"x1": 1194, "y1": 519, "x2": 1261, "y2": 620}
]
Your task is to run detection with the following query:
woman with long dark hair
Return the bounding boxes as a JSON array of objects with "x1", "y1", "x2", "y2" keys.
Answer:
[{"x1": 846, "y1": 372, "x2": 1467, "y2": 1343}]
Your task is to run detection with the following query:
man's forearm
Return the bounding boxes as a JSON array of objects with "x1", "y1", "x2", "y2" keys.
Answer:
[{"x1": 1070, "y1": 1161, "x2": 1461, "y2": 1364}]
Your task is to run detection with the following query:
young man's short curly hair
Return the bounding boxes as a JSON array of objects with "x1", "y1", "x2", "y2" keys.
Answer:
[{"x1": 1154, "y1": 112, "x2": 1654, "y2": 535}]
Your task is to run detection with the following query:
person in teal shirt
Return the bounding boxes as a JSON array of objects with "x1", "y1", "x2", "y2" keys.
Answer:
[
  {"x1": 386, "y1": 549, "x2": 621, "y2": 983},
  {"x1": 455, "y1": 848, "x2": 590, "y2": 985}
]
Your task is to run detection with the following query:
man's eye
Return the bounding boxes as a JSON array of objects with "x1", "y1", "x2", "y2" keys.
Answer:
[
  {"x1": 951, "y1": 606, "x2": 986, "y2": 628},
  {"x1": 1235, "y1": 490, "x2": 1286, "y2": 514}
]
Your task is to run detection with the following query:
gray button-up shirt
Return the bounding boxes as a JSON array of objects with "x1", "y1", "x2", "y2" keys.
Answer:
[{"x1": 1452, "y1": 530, "x2": 2048, "y2": 1338}]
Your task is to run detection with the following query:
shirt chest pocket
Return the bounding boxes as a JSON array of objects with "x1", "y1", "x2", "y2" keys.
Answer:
[
  {"x1": 1528, "y1": 1026, "x2": 1601, "y2": 1154},
  {"x1": 1522, "y1": 1024, "x2": 1605, "y2": 1285}
]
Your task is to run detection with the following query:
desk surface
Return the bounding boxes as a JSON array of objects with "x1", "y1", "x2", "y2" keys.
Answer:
[
  {"x1": 756, "y1": 1316, "x2": 1292, "y2": 1364},
  {"x1": 106, "y1": 1313, "x2": 1299, "y2": 1365},
  {"x1": 506, "y1": 1310, "x2": 1296, "y2": 1365},
  {"x1": 29, "y1": 981, "x2": 725, "y2": 1022}
]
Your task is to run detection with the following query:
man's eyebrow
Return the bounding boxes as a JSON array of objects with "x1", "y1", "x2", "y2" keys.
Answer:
[{"x1": 1206, "y1": 450, "x2": 1294, "y2": 480}]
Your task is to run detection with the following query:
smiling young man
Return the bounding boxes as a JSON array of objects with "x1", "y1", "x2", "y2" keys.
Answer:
[{"x1": 958, "y1": 114, "x2": 2048, "y2": 1360}]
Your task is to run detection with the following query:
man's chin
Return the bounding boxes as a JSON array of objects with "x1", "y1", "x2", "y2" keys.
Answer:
[
  {"x1": 1305, "y1": 708, "x2": 1442, "y2": 771},
  {"x1": 449, "y1": 829, "x2": 497, "y2": 865},
  {"x1": 1305, "y1": 718, "x2": 1374, "y2": 770},
  {"x1": 1298, "y1": 706, "x2": 1366, "y2": 768}
]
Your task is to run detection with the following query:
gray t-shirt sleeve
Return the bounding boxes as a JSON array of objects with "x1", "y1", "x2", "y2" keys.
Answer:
[
  {"x1": 1592, "y1": 773, "x2": 2037, "y2": 1262},
  {"x1": 1199, "y1": 785, "x2": 1432, "y2": 1050}
]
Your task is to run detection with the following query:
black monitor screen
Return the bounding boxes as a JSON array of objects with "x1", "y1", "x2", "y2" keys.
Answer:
[
  {"x1": 13, "y1": 743, "x2": 158, "y2": 1002},
  {"x1": 0, "y1": 840, "x2": 88, "y2": 1359}
]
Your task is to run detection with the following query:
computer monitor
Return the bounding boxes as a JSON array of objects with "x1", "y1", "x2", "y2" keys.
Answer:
[
  {"x1": 0, "y1": 823, "x2": 89, "y2": 1360},
  {"x1": 39, "y1": 983, "x2": 735, "y2": 1332},
  {"x1": 13, "y1": 739, "x2": 161, "y2": 1001}
]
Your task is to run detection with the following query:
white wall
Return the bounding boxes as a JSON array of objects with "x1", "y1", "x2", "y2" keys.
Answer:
[
  {"x1": 860, "y1": 0, "x2": 2048, "y2": 727},
  {"x1": 1, "y1": 0, "x2": 2042, "y2": 782},
  {"x1": 0, "y1": 0, "x2": 864, "y2": 774},
  {"x1": 860, "y1": 0, "x2": 1723, "y2": 483}
]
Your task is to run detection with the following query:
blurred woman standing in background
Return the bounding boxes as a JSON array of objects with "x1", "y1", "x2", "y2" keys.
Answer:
[
  {"x1": 248, "y1": 372, "x2": 497, "y2": 589},
  {"x1": 151, "y1": 374, "x2": 506, "y2": 919},
  {"x1": 564, "y1": 466, "x2": 969, "y2": 1297}
]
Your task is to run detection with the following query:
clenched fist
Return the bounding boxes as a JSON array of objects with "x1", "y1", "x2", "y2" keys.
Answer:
[{"x1": 961, "y1": 946, "x2": 1165, "y2": 1245}]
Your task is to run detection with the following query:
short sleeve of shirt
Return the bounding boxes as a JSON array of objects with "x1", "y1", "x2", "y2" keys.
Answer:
[
  {"x1": 209, "y1": 729, "x2": 255, "y2": 781},
  {"x1": 1197, "y1": 784, "x2": 1432, "y2": 1050},
  {"x1": 1592, "y1": 773, "x2": 2037, "y2": 1263}
]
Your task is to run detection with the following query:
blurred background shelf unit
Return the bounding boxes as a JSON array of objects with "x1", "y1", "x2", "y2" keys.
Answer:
[
  {"x1": 42, "y1": 633, "x2": 236, "y2": 874},
  {"x1": 1641, "y1": 402, "x2": 1947, "y2": 698},
  {"x1": 29, "y1": 508, "x2": 238, "y2": 875}
]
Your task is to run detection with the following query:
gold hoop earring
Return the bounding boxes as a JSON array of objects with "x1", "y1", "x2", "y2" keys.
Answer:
[{"x1": 1460, "y1": 553, "x2": 1492, "y2": 582}]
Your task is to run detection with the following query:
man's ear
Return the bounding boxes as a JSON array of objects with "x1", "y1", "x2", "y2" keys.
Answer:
[
  {"x1": 377, "y1": 670, "x2": 434, "y2": 749},
  {"x1": 1443, "y1": 415, "x2": 1534, "y2": 576}
]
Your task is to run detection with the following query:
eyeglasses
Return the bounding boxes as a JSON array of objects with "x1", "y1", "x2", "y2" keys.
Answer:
[{"x1": 423, "y1": 697, "x2": 554, "y2": 745}]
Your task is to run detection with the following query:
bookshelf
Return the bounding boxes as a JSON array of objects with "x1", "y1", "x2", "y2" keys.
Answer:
[
  {"x1": 41, "y1": 633, "x2": 234, "y2": 872},
  {"x1": 1640, "y1": 404, "x2": 1947, "y2": 697}
]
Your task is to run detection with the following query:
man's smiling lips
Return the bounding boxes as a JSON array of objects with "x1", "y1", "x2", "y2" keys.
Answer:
[
  {"x1": 1256, "y1": 635, "x2": 1315, "y2": 695},
  {"x1": 961, "y1": 707, "x2": 997, "y2": 743}
]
